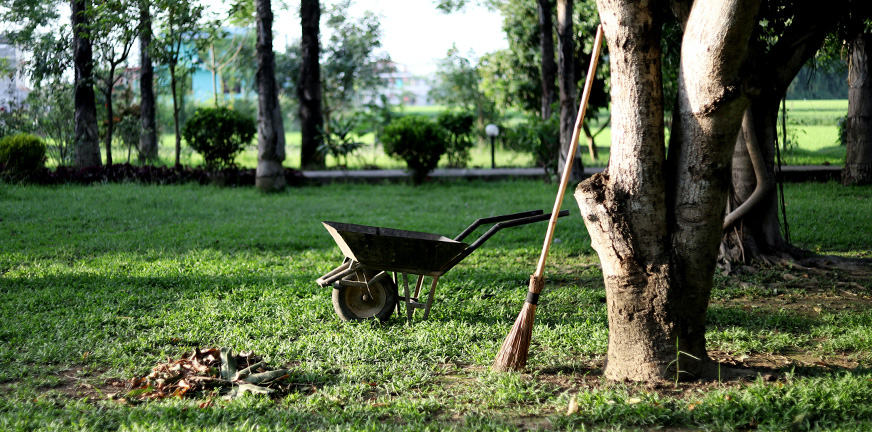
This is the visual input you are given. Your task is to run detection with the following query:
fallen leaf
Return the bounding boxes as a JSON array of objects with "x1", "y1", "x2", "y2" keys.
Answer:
[{"x1": 567, "y1": 396, "x2": 579, "y2": 415}]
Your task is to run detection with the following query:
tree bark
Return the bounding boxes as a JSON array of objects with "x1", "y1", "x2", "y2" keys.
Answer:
[
  {"x1": 556, "y1": 0, "x2": 584, "y2": 181},
  {"x1": 298, "y1": 0, "x2": 324, "y2": 169},
  {"x1": 575, "y1": 0, "x2": 758, "y2": 382},
  {"x1": 537, "y1": 0, "x2": 557, "y2": 120},
  {"x1": 139, "y1": 0, "x2": 158, "y2": 163},
  {"x1": 255, "y1": 0, "x2": 286, "y2": 192},
  {"x1": 844, "y1": 31, "x2": 872, "y2": 185},
  {"x1": 72, "y1": 0, "x2": 101, "y2": 168}
]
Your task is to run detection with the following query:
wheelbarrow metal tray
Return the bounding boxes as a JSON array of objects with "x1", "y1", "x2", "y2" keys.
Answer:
[{"x1": 322, "y1": 221, "x2": 469, "y2": 277}]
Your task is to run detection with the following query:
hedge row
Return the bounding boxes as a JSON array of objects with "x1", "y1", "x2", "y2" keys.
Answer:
[{"x1": 0, "y1": 163, "x2": 305, "y2": 187}]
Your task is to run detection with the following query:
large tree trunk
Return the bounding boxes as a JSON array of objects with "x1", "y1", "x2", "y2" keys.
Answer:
[
  {"x1": 575, "y1": 0, "x2": 757, "y2": 382},
  {"x1": 556, "y1": 0, "x2": 584, "y2": 181},
  {"x1": 72, "y1": 0, "x2": 101, "y2": 168},
  {"x1": 844, "y1": 31, "x2": 872, "y2": 185},
  {"x1": 139, "y1": 0, "x2": 158, "y2": 163},
  {"x1": 255, "y1": 0, "x2": 286, "y2": 192},
  {"x1": 537, "y1": 0, "x2": 557, "y2": 120},
  {"x1": 298, "y1": 0, "x2": 324, "y2": 169}
]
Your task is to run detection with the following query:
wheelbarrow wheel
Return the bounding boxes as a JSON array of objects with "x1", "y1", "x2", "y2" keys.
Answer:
[{"x1": 332, "y1": 269, "x2": 397, "y2": 322}]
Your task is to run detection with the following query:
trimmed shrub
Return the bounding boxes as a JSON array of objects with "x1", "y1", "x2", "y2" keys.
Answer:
[
  {"x1": 182, "y1": 107, "x2": 256, "y2": 169},
  {"x1": 503, "y1": 114, "x2": 559, "y2": 178},
  {"x1": 381, "y1": 116, "x2": 448, "y2": 184},
  {"x1": 436, "y1": 110, "x2": 475, "y2": 168},
  {"x1": 0, "y1": 133, "x2": 46, "y2": 179}
]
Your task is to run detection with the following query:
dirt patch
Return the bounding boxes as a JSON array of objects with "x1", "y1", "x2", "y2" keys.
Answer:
[{"x1": 33, "y1": 367, "x2": 126, "y2": 401}]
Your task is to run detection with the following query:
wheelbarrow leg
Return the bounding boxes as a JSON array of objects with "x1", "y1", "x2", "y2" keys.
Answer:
[
  {"x1": 413, "y1": 275, "x2": 425, "y2": 300},
  {"x1": 402, "y1": 273, "x2": 413, "y2": 323},
  {"x1": 422, "y1": 277, "x2": 439, "y2": 320}
]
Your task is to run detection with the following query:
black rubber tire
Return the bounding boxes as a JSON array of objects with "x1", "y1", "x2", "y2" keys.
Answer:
[{"x1": 331, "y1": 269, "x2": 398, "y2": 322}]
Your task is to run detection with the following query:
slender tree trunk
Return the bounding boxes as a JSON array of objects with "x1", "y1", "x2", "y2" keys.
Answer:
[
  {"x1": 299, "y1": 0, "x2": 324, "y2": 169},
  {"x1": 556, "y1": 0, "x2": 584, "y2": 181},
  {"x1": 170, "y1": 63, "x2": 181, "y2": 168},
  {"x1": 139, "y1": 0, "x2": 158, "y2": 163},
  {"x1": 72, "y1": 0, "x2": 101, "y2": 168},
  {"x1": 537, "y1": 0, "x2": 557, "y2": 120},
  {"x1": 576, "y1": 0, "x2": 758, "y2": 382},
  {"x1": 103, "y1": 65, "x2": 115, "y2": 166},
  {"x1": 844, "y1": 31, "x2": 872, "y2": 185},
  {"x1": 255, "y1": 0, "x2": 286, "y2": 191}
]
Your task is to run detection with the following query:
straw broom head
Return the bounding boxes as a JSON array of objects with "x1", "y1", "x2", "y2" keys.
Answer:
[{"x1": 492, "y1": 274, "x2": 543, "y2": 372}]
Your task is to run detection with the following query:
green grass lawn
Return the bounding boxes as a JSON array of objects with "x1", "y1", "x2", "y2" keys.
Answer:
[{"x1": 1, "y1": 180, "x2": 870, "y2": 430}]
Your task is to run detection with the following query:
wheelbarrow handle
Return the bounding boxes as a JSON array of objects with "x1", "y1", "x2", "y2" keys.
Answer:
[
  {"x1": 454, "y1": 209, "x2": 544, "y2": 242},
  {"x1": 442, "y1": 210, "x2": 570, "y2": 274}
]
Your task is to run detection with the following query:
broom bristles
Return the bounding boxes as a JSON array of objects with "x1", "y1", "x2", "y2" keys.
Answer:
[
  {"x1": 492, "y1": 302, "x2": 537, "y2": 372},
  {"x1": 492, "y1": 275, "x2": 544, "y2": 372}
]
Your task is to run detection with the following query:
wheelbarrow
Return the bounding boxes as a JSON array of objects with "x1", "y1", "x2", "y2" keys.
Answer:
[{"x1": 316, "y1": 209, "x2": 569, "y2": 322}]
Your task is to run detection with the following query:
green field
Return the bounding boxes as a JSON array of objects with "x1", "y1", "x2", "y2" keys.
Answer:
[
  {"x1": 1, "y1": 181, "x2": 871, "y2": 430},
  {"x1": 92, "y1": 100, "x2": 846, "y2": 171}
]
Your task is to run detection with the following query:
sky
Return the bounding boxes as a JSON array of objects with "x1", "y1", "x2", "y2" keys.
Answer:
[{"x1": 271, "y1": 0, "x2": 509, "y2": 75}]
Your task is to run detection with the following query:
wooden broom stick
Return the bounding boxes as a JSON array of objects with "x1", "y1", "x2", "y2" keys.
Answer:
[{"x1": 493, "y1": 24, "x2": 604, "y2": 372}]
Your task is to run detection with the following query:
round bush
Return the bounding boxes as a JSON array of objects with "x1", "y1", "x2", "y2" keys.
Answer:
[
  {"x1": 0, "y1": 133, "x2": 46, "y2": 175},
  {"x1": 381, "y1": 116, "x2": 448, "y2": 184},
  {"x1": 182, "y1": 107, "x2": 256, "y2": 169},
  {"x1": 436, "y1": 111, "x2": 475, "y2": 168}
]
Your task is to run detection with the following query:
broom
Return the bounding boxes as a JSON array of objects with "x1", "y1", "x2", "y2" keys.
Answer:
[{"x1": 493, "y1": 24, "x2": 604, "y2": 372}]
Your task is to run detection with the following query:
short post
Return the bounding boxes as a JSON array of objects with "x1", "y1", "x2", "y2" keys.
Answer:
[{"x1": 485, "y1": 124, "x2": 499, "y2": 169}]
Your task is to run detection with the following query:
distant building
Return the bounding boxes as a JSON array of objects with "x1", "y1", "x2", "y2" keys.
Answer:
[
  {"x1": 0, "y1": 37, "x2": 30, "y2": 110},
  {"x1": 360, "y1": 61, "x2": 433, "y2": 107}
]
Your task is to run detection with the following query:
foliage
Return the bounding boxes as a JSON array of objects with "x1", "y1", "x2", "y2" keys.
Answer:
[
  {"x1": 502, "y1": 113, "x2": 560, "y2": 177},
  {"x1": 0, "y1": 101, "x2": 32, "y2": 138},
  {"x1": 150, "y1": 0, "x2": 212, "y2": 165},
  {"x1": 786, "y1": 65, "x2": 850, "y2": 100},
  {"x1": 322, "y1": 0, "x2": 391, "y2": 122},
  {"x1": 114, "y1": 100, "x2": 141, "y2": 164},
  {"x1": 27, "y1": 82, "x2": 76, "y2": 166},
  {"x1": 381, "y1": 115, "x2": 448, "y2": 184},
  {"x1": 429, "y1": 45, "x2": 496, "y2": 127},
  {"x1": 436, "y1": 110, "x2": 475, "y2": 168},
  {"x1": 182, "y1": 107, "x2": 256, "y2": 169},
  {"x1": 0, "y1": 133, "x2": 46, "y2": 177},
  {"x1": 837, "y1": 114, "x2": 848, "y2": 146},
  {"x1": 317, "y1": 113, "x2": 364, "y2": 168}
]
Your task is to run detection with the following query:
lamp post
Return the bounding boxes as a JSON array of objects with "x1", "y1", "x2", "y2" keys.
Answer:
[{"x1": 485, "y1": 123, "x2": 499, "y2": 169}]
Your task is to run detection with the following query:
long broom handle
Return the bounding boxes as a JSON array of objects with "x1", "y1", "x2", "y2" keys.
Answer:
[{"x1": 533, "y1": 24, "x2": 604, "y2": 279}]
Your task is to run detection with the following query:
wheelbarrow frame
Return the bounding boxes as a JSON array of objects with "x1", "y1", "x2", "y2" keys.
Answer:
[{"x1": 316, "y1": 209, "x2": 569, "y2": 321}]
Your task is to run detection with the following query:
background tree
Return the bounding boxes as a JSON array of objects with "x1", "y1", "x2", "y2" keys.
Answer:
[
  {"x1": 536, "y1": 0, "x2": 557, "y2": 120},
  {"x1": 90, "y1": 0, "x2": 139, "y2": 166},
  {"x1": 429, "y1": 46, "x2": 496, "y2": 129},
  {"x1": 151, "y1": 0, "x2": 208, "y2": 168},
  {"x1": 138, "y1": 0, "x2": 158, "y2": 162},
  {"x1": 556, "y1": 0, "x2": 584, "y2": 181},
  {"x1": 843, "y1": 28, "x2": 872, "y2": 185},
  {"x1": 254, "y1": 0, "x2": 286, "y2": 191},
  {"x1": 321, "y1": 0, "x2": 389, "y2": 127},
  {"x1": 298, "y1": 0, "x2": 323, "y2": 169},
  {"x1": 721, "y1": 1, "x2": 865, "y2": 263},
  {"x1": 72, "y1": 0, "x2": 101, "y2": 168}
]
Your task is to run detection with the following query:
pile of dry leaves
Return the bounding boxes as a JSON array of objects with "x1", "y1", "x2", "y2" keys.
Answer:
[{"x1": 123, "y1": 347, "x2": 290, "y2": 402}]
